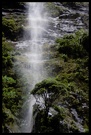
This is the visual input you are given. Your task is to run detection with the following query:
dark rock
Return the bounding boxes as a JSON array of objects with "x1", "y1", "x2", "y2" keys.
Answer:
[
  {"x1": 2, "y1": 8, "x2": 26, "y2": 13},
  {"x1": 2, "y1": 2, "x2": 26, "y2": 10},
  {"x1": 81, "y1": 15, "x2": 89, "y2": 28},
  {"x1": 59, "y1": 13, "x2": 80, "y2": 19}
]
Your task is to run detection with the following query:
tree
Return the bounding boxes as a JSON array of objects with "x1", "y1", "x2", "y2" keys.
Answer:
[{"x1": 31, "y1": 78, "x2": 66, "y2": 125}]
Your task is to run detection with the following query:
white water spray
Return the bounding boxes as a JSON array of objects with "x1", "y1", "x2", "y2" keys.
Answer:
[
  {"x1": 26, "y1": 2, "x2": 48, "y2": 87},
  {"x1": 15, "y1": 2, "x2": 48, "y2": 133}
]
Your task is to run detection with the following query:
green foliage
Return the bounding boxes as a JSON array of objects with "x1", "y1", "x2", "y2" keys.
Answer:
[
  {"x1": 31, "y1": 78, "x2": 68, "y2": 100},
  {"x1": 2, "y1": 76, "x2": 16, "y2": 87},
  {"x1": 31, "y1": 78, "x2": 58, "y2": 94},
  {"x1": 2, "y1": 18, "x2": 17, "y2": 40},
  {"x1": 2, "y1": 39, "x2": 23, "y2": 132},
  {"x1": 32, "y1": 29, "x2": 89, "y2": 133},
  {"x1": 2, "y1": 17, "x2": 23, "y2": 41},
  {"x1": 2, "y1": 39, "x2": 13, "y2": 75},
  {"x1": 59, "y1": 54, "x2": 68, "y2": 62},
  {"x1": 56, "y1": 29, "x2": 88, "y2": 59},
  {"x1": 80, "y1": 32, "x2": 89, "y2": 52}
]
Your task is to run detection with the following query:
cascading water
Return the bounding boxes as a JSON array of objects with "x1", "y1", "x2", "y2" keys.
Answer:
[
  {"x1": 15, "y1": 2, "x2": 49, "y2": 133},
  {"x1": 26, "y1": 2, "x2": 48, "y2": 86}
]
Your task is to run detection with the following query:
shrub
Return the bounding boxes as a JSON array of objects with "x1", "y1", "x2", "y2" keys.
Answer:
[
  {"x1": 55, "y1": 30, "x2": 88, "y2": 59},
  {"x1": 2, "y1": 38, "x2": 23, "y2": 132},
  {"x1": 2, "y1": 17, "x2": 23, "y2": 41}
]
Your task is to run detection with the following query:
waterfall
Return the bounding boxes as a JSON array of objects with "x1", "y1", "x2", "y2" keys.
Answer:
[
  {"x1": 26, "y1": 2, "x2": 48, "y2": 87},
  {"x1": 2, "y1": 1, "x2": 89, "y2": 133},
  {"x1": 15, "y1": 2, "x2": 49, "y2": 133}
]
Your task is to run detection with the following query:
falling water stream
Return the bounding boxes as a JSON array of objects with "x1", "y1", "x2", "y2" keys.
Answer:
[{"x1": 15, "y1": 2, "x2": 49, "y2": 133}]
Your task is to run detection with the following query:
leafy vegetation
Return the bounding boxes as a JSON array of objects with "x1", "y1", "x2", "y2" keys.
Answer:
[
  {"x1": 31, "y1": 29, "x2": 89, "y2": 133},
  {"x1": 55, "y1": 29, "x2": 88, "y2": 59},
  {"x1": 2, "y1": 17, "x2": 24, "y2": 41},
  {"x1": 2, "y1": 36, "x2": 23, "y2": 132}
]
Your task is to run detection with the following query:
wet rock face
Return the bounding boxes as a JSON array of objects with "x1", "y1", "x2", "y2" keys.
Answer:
[
  {"x1": 46, "y1": 2, "x2": 89, "y2": 40},
  {"x1": 2, "y1": 2, "x2": 89, "y2": 42},
  {"x1": 59, "y1": 13, "x2": 80, "y2": 19}
]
